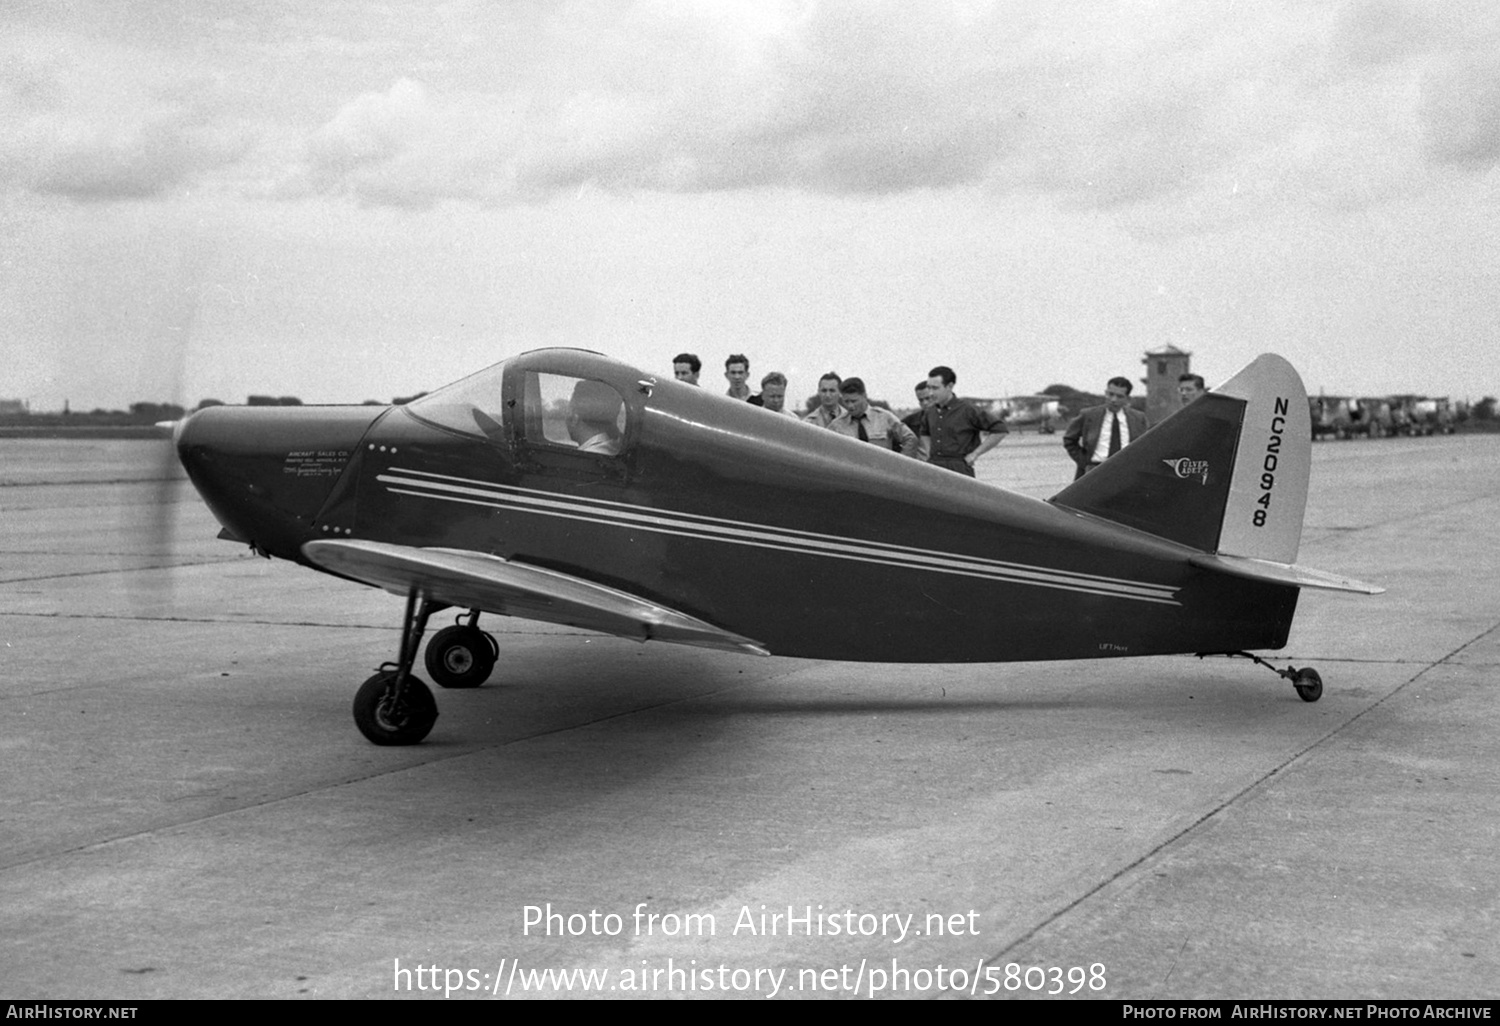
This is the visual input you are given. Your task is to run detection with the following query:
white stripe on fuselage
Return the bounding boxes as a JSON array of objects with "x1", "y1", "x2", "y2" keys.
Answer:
[{"x1": 375, "y1": 467, "x2": 1181, "y2": 606}]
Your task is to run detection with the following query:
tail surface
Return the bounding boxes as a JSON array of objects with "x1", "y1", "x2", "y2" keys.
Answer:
[{"x1": 1051, "y1": 354, "x2": 1381, "y2": 594}]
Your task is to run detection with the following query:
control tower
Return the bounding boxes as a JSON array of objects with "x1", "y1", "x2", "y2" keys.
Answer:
[{"x1": 1142, "y1": 344, "x2": 1192, "y2": 426}]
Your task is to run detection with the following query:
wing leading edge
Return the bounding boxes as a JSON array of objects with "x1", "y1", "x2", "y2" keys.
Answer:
[{"x1": 302, "y1": 539, "x2": 770, "y2": 656}]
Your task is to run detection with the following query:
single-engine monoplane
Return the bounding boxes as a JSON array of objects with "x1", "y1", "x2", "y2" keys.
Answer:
[{"x1": 175, "y1": 349, "x2": 1381, "y2": 745}]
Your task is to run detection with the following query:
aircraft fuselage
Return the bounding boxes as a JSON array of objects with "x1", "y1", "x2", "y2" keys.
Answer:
[{"x1": 179, "y1": 349, "x2": 1296, "y2": 664}]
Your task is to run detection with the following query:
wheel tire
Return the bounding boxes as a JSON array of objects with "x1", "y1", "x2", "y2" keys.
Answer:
[
  {"x1": 353, "y1": 670, "x2": 438, "y2": 745},
  {"x1": 1293, "y1": 668, "x2": 1323, "y2": 703},
  {"x1": 424, "y1": 625, "x2": 497, "y2": 689}
]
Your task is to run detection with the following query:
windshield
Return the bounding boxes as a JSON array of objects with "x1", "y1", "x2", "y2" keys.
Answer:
[{"x1": 405, "y1": 362, "x2": 507, "y2": 440}]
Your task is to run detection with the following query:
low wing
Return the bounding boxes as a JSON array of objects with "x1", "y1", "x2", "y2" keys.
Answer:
[{"x1": 302, "y1": 539, "x2": 770, "y2": 656}]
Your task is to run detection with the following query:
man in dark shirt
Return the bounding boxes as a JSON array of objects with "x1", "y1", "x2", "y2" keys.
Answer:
[{"x1": 923, "y1": 365, "x2": 1007, "y2": 477}]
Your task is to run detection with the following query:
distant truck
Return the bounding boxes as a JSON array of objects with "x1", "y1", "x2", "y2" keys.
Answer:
[
  {"x1": 1309, "y1": 396, "x2": 1383, "y2": 440},
  {"x1": 1313, "y1": 395, "x2": 1457, "y2": 439},
  {"x1": 1389, "y1": 396, "x2": 1456, "y2": 436}
]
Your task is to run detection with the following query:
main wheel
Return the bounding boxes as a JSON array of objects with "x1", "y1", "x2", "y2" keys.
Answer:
[
  {"x1": 1293, "y1": 668, "x2": 1323, "y2": 703},
  {"x1": 353, "y1": 670, "x2": 438, "y2": 745},
  {"x1": 424, "y1": 625, "x2": 497, "y2": 689}
]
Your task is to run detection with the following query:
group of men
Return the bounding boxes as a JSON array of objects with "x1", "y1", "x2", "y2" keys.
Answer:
[
  {"x1": 671, "y1": 352, "x2": 1004, "y2": 477},
  {"x1": 670, "y1": 352, "x2": 1209, "y2": 481}
]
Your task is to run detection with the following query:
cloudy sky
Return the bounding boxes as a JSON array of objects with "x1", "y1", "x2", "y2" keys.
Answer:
[{"x1": 4, "y1": 0, "x2": 1498, "y2": 411}]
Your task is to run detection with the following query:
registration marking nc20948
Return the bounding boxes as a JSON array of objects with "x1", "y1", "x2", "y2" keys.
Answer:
[{"x1": 1252, "y1": 397, "x2": 1290, "y2": 528}]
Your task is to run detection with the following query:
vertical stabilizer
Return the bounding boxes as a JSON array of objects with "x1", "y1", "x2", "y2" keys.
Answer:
[
  {"x1": 1051, "y1": 354, "x2": 1311, "y2": 563},
  {"x1": 1211, "y1": 354, "x2": 1310, "y2": 563}
]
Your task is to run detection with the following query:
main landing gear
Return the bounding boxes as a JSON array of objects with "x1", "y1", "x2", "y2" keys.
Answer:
[
  {"x1": 424, "y1": 609, "x2": 499, "y2": 689},
  {"x1": 353, "y1": 590, "x2": 439, "y2": 745},
  {"x1": 352, "y1": 597, "x2": 501, "y2": 745},
  {"x1": 1202, "y1": 651, "x2": 1323, "y2": 702}
]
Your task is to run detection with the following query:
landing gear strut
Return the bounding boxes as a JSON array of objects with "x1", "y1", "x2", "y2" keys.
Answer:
[
  {"x1": 1201, "y1": 651, "x2": 1323, "y2": 702},
  {"x1": 352, "y1": 590, "x2": 443, "y2": 745},
  {"x1": 424, "y1": 609, "x2": 498, "y2": 689}
]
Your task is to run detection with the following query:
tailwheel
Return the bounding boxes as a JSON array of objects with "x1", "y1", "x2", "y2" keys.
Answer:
[
  {"x1": 425, "y1": 618, "x2": 497, "y2": 689},
  {"x1": 1203, "y1": 652, "x2": 1326, "y2": 704},
  {"x1": 1293, "y1": 668, "x2": 1323, "y2": 703},
  {"x1": 354, "y1": 668, "x2": 438, "y2": 745}
]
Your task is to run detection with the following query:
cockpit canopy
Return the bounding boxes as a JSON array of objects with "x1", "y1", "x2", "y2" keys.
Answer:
[{"x1": 407, "y1": 357, "x2": 630, "y2": 457}]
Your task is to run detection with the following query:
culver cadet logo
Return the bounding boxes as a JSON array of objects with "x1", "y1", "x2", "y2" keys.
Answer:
[{"x1": 1163, "y1": 458, "x2": 1210, "y2": 484}]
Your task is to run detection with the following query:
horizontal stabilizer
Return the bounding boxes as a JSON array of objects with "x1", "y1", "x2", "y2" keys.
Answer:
[
  {"x1": 1189, "y1": 553, "x2": 1385, "y2": 594},
  {"x1": 303, "y1": 539, "x2": 770, "y2": 655}
]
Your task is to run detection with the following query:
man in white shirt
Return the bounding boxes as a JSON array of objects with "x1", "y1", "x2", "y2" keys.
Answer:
[
  {"x1": 1062, "y1": 376, "x2": 1149, "y2": 480},
  {"x1": 724, "y1": 354, "x2": 753, "y2": 401},
  {"x1": 567, "y1": 379, "x2": 624, "y2": 456}
]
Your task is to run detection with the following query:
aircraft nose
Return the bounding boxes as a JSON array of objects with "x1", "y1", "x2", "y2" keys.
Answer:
[{"x1": 176, "y1": 405, "x2": 383, "y2": 559}]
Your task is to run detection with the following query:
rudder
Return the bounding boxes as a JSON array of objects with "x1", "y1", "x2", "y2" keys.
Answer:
[{"x1": 1212, "y1": 354, "x2": 1310, "y2": 563}]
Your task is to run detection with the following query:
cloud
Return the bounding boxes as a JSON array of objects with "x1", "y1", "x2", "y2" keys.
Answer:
[
  {"x1": 307, "y1": 77, "x2": 429, "y2": 176},
  {"x1": 1332, "y1": 0, "x2": 1500, "y2": 171},
  {"x1": 269, "y1": 77, "x2": 527, "y2": 208},
  {"x1": 278, "y1": 1, "x2": 1477, "y2": 220},
  {"x1": 1421, "y1": 57, "x2": 1500, "y2": 167},
  {"x1": 272, "y1": 3, "x2": 1034, "y2": 206},
  {"x1": 29, "y1": 119, "x2": 248, "y2": 201},
  {"x1": 1, "y1": 31, "x2": 248, "y2": 201},
  {"x1": 1333, "y1": 0, "x2": 1438, "y2": 67},
  {"x1": 13, "y1": 1, "x2": 1500, "y2": 217}
]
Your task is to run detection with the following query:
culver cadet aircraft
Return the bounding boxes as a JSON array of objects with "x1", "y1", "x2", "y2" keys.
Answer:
[{"x1": 174, "y1": 349, "x2": 1381, "y2": 745}]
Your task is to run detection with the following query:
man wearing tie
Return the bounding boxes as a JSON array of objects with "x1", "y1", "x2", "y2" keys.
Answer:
[
  {"x1": 1062, "y1": 376, "x2": 1149, "y2": 480},
  {"x1": 827, "y1": 377, "x2": 920, "y2": 456}
]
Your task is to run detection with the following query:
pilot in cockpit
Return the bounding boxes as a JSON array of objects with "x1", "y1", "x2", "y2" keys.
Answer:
[{"x1": 566, "y1": 379, "x2": 624, "y2": 456}]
